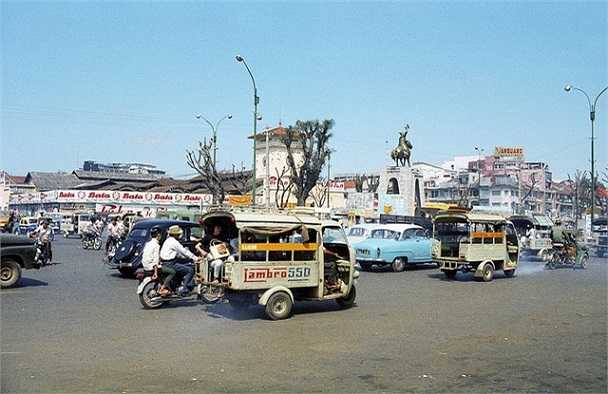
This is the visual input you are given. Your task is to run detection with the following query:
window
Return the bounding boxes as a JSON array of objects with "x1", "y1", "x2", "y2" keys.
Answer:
[
  {"x1": 492, "y1": 190, "x2": 502, "y2": 196},
  {"x1": 401, "y1": 229, "x2": 417, "y2": 240},
  {"x1": 348, "y1": 227, "x2": 366, "y2": 237},
  {"x1": 387, "y1": 178, "x2": 400, "y2": 194},
  {"x1": 371, "y1": 229, "x2": 397, "y2": 239},
  {"x1": 190, "y1": 225, "x2": 203, "y2": 239},
  {"x1": 323, "y1": 227, "x2": 348, "y2": 244}
]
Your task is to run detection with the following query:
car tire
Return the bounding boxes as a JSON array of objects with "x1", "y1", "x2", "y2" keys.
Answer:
[
  {"x1": 359, "y1": 263, "x2": 371, "y2": 272},
  {"x1": 1, "y1": 260, "x2": 22, "y2": 288},
  {"x1": 118, "y1": 267, "x2": 135, "y2": 278},
  {"x1": 504, "y1": 269, "x2": 515, "y2": 278},
  {"x1": 336, "y1": 284, "x2": 356, "y2": 309},
  {"x1": 392, "y1": 258, "x2": 406, "y2": 272},
  {"x1": 265, "y1": 291, "x2": 293, "y2": 321},
  {"x1": 443, "y1": 270, "x2": 457, "y2": 280}
]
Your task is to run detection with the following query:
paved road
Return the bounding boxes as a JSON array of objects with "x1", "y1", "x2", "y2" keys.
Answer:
[{"x1": 2, "y1": 237, "x2": 607, "y2": 393}]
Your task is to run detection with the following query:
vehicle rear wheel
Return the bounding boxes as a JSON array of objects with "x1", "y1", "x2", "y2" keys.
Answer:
[
  {"x1": 504, "y1": 269, "x2": 515, "y2": 278},
  {"x1": 392, "y1": 258, "x2": 406, "y2": 272},
  {"x1": 0, "y1": 260, "x2": 22, "y2": 288},
  {"x1": 443, "y1": 270, "x2": 457, "y2": 279},
  {"x1": 336, "y1": 284, "x2": 356, "y2": 308},
  {"x1": 265, "y1": 291, "x2": 293, "y2": 320},
  {"x1": 358, "y1": 263, "x2": 371, "y2": 272},
  {"x1": 139, "y1": 281, "x2": 163, "y2": 309},
  {"x1": 118, "y1": 267, "x2": 135, "y2": 278},
  {"x1": 579, "y1": 255, "x2": 589, "y2": 269},
  {"x1": 480, "y1": 263, "x2": 495, "y2": 282}
]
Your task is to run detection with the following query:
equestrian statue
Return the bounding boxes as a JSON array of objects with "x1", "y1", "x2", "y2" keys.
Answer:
[{"x1": 390, "y1": 124, "x2": 413, "y2": 167}]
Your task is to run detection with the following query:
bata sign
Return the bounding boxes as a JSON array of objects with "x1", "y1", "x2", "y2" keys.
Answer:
[
  {"x1": 11, "y1": 190, "x2": 212, "y2": 206},
  {"x1": 495, "y1": 146, "x2": 524, "y2": 158}
]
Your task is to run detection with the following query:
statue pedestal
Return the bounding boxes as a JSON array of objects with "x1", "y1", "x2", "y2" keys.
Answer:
[{"x1": 377, "y1": 166, "x2": 424, "y2": 216}]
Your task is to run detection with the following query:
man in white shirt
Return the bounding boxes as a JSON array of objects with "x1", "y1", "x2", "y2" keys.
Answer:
[
  {"x1": 160, "y1": 225, "x2": 196, "y2": 295},
  {"x1": 106, "y1": 216, "x2": 126, "y2": 253},
  {"x1": 31, "y1": 219, "x2": 53, "y2": 262},
  {"x1": 142, "y1": 227, "x2": 174, "y2": 297}
]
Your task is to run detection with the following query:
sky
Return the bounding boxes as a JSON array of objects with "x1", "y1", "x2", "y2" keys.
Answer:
[{"x1": 1, "y1": 1, "x2": 606, "y2": 180}]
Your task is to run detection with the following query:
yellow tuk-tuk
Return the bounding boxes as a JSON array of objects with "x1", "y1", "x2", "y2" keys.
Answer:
[{"x1": 432, "y1": 210, "x2": 520, "y2": 282}]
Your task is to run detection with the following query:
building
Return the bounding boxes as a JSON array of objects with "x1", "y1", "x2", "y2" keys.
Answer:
[{"x1": 82, "y1": 161, "x2": 166, "y2": 176}]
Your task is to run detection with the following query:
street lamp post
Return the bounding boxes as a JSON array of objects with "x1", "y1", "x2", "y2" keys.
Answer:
[
  {"x1": 564, "y1": 84, "x2": 608, "y2": 224},
  {"x1": 195, "y1": 114, "x2": 232, "y2": 167},
  {"x1": 236, "y1": 55, "x2": 259, "y2": 205},
  {"x1": 474, "y1": 146, "x2": 483, "y2": 207},
  {"x1": 265, "y1": 127, "x2": 271, "y2": 209}
]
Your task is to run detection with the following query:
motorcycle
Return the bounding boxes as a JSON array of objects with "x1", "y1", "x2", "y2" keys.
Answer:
[
  {"x1": 34, "y1": 239, "x2": 51, "y2": 265},
  {"x1": 106, "y1": 236, "x2": 123, "y2": 259},
  {"x1": 137, "y1": 267, "x2": 223, "y2": 309},
  {"x1": 81, "y1": 233, "x2": 102, "y2": 250},
  {"x1": 545, "y1": 243, "x2": 589, "y2": 270}
]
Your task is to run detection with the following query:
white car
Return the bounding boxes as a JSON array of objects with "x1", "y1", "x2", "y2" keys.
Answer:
[{"x1": 346, "y1": 223, "x2": 382, "y2": 245}]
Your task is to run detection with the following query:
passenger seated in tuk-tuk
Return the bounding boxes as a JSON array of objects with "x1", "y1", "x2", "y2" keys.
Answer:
[{"x1": 196, "y1": 224, "x2": 235, "y2": 283}]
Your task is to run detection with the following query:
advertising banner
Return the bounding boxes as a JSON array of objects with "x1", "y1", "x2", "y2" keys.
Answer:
[{"x1": 10, "y1": 190, "x2": 213, "y2": 207}]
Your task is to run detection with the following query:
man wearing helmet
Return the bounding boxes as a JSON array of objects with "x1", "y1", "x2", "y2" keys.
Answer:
[{"x1": 160, "y1": 225, "x2": 197, "y2": 295}]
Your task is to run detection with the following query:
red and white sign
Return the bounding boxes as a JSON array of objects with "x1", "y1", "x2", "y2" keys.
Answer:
[{"x1": 10, "y1": 189, "x2": 213, "y2": 206}]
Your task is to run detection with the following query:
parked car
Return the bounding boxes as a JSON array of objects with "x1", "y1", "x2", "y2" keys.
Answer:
[
  {"x1": 17, "y1": 217, "x2": 39, "y2": 236},
  {"x1": 107, "y1": 219, "x2": 202, "y2": 277},
  {"x1": 1, "y1": 234, "x2": 40, "y2": 288},
  {"x1": 354, "y1": 224, "x2": 432, "y2": 272},
  {"x1": 346, "y1": 223, "x2": 383, "y2": 245}
]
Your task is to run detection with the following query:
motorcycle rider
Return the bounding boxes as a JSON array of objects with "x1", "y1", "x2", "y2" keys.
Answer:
[
  {"x1": 141, "y1": 227, "x2": 175, "y2": 297},
  {"x1": 31, "y1": 219, "x2": 53, "y2": 263},
  {"x1": 160, "y1": 225, "x2": 196, "y2": 295},
  {"x1": 106, "y1": 216, "x2": 125, "y2": 253},
  {"x1": 552, "y1": 219, "x2": 578, "y2": 262}
]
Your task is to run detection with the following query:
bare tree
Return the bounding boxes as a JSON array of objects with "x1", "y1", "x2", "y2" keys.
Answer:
[
  {"x1": 354, "y1": 174, "x2": 367, "y2": 193},
  {"x1": 282, "y1": 119, "x2": 334, "y2": 206},
  {"x1": 366, "y1": 175, "x2": 380, "y2": 193},
  {"x1": 274, "y1": 166, "x2": 294, "y2": 209},
  {"x1": 186, "y1": 138, "x2": 224, "y2": 204},
  {"x1": 521, "y1": 172, "x2": 540, "y2": 211},
  {"x1": 228, "y1": 163, "x2": 250, "y2": 196},
  {"x1": 310, "y1": 182, "x2": 328, "y2": 207}
]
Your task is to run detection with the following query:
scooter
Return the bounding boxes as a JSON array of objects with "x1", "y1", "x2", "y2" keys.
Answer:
[
  {"x1": 81, "y1": 233, "x2": 102, "y2": 250},
  {"x1": 545, "y1": 244, "x2": 589, "y2": 270},
  {"x1": 137, "y1": 268, "x2": 223, "y2": 309}
]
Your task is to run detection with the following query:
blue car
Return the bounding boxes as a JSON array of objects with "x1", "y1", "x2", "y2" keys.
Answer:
[{"x1": 354, "y1": 224, "x2": 432, "y2": 272}]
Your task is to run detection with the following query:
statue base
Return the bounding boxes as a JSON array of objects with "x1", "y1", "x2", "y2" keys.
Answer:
[{"x1": 377, "y1": 166, "x2": 424, "y2": 216}]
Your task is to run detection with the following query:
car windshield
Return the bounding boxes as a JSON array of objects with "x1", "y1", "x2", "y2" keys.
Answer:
[
  {"x1": 370, "y1": 229, "x2": 398, "y2": 239},
  {"x1": 323, "y1": 227, "x2": 348, "y2": 244},
  {"x1": 348, "y1": 227, "x2": 366, "y2": 237},
  {"x1": 128, "y1": 227, "x2": 148, "y2": 240}
]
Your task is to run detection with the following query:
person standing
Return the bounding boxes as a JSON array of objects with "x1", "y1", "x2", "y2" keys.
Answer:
[{"x1": 160, "y1": 225, "x2": 197, "y2": 295}]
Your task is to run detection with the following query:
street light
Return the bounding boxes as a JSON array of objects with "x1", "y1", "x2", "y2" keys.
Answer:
[
  {"x1": 195, "y1": 114, "x2": 232, "y2": 167},
  {"x1": 564, "y1": 83, "x2": 608, "y2": 224},
  {"x1": 236, "y1": 54, "x2": 260, "y2": 205}
]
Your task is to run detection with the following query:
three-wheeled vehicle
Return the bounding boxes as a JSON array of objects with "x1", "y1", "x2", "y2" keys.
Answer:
[
  {"x1": 137, "y1": 208, "x2": 359, "y2": 320},
  {"x1": 432, "y1": 210, "x2": 519, "y2": 281},
  {"x1": 509, "y1": 214, "x2": 553, "y2": 260},
  {"x1": 591, "y1": 217, "x2": 607, "y2": 258}
]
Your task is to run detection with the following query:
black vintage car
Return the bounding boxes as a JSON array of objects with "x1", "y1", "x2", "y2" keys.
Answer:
[
  {"x1": 107, "y1": 219, "x2": 202, "y2": 277},
  {"x1": 1, "y1": 234, "x2": 40, "y2": 288}
]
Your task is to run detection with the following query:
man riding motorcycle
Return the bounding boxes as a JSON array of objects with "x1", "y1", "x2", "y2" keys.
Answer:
[
  {"x1": 106, "y1": 216, "x2": 125, "y2": 254},
  {"x1": 159, "y1": 225, "x2": 197, "y2": 296},
  {"x1": 141, "y1": 227, "x2": 176, "y2": 297},
  {"x1": 31, "y1": 219, "x2": 53, "y2": 263},
  {"x1": 551, "y1": 219, "x2": 580, "y2": 264}
]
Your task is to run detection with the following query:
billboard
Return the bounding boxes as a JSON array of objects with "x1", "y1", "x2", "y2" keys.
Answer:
[{"x1": 495, "y1": 146, "x2": 524, "y2": 158}]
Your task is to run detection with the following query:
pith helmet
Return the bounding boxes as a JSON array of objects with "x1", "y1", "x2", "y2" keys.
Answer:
[{"x1": 168, "y1": 225, "x2": 183, "y2": 236}]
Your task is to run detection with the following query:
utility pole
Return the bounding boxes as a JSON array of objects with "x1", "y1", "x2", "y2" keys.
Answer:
[{"x1": 326, "y1": 151, "x2": 331, "y2": 209}]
